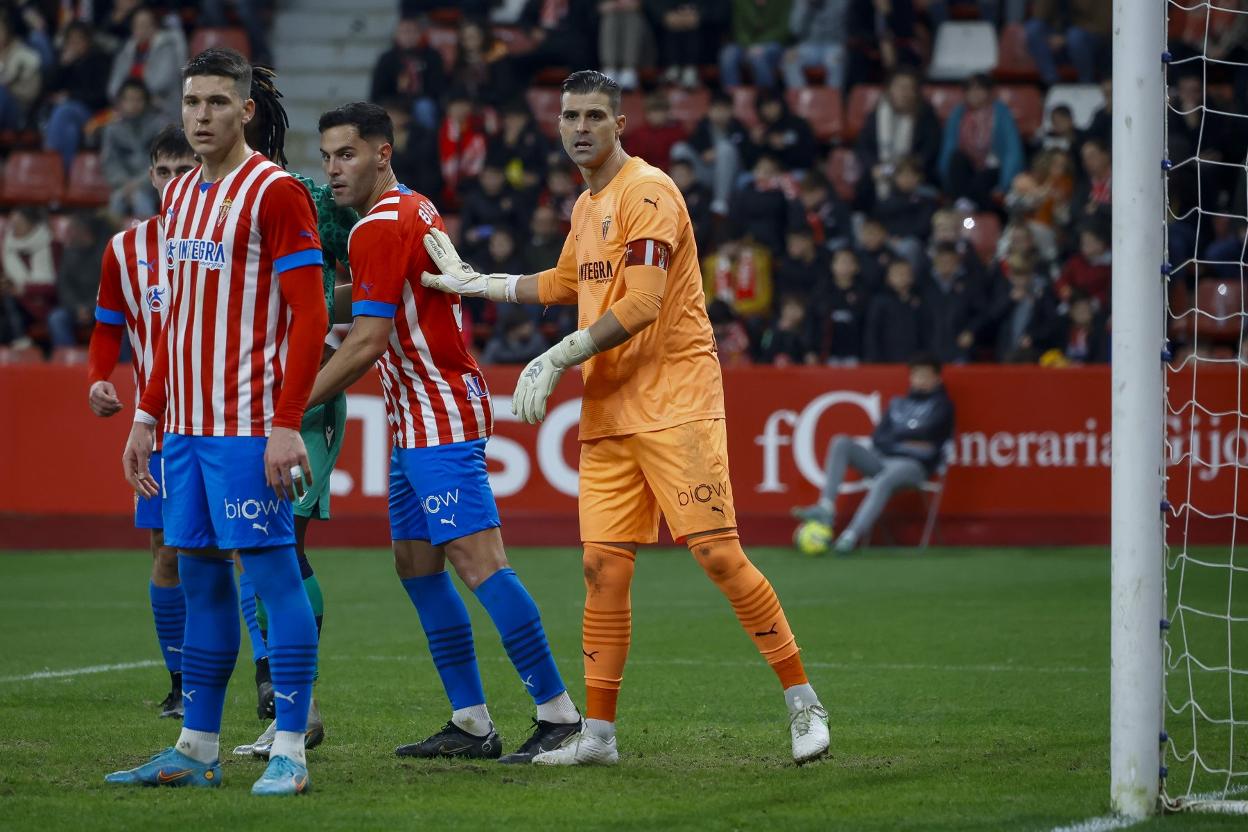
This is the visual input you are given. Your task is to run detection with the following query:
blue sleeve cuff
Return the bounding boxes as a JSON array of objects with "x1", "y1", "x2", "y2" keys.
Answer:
[
  {"x1": 95, "y1": 305, "x2": 125, "y2": 325},
  {"x1": 352, "y1": 300, "x2": 397, "y2": 318},
  {"x1": 274, "y1": 248, "x2": 324, "y2": 274}
]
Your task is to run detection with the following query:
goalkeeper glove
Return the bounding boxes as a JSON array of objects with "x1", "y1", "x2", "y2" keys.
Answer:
[
  {"x1": 420, "y1": 227, "x2": 519, "y2": 302},
  {"x1": 513, "y1": 329, "x2": 600, "y2": 424}
]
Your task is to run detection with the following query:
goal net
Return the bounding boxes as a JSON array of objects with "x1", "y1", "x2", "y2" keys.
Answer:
[{"x1": 1162, "y1": 0, "x2": 1248, "y2": 814}]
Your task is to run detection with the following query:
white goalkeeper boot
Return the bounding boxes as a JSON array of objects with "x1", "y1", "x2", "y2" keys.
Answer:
[
  {"x1": 532, "y1": 719, "x2": 619, "y2": 766},
  {"x1": 234, "y1": 719, "x2": 276, "y2": 756},
  {"x1": 789, "y1": 697, "x2": 830, "y2": 765}
]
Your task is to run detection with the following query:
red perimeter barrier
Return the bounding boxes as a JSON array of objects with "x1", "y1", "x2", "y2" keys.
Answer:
[{"x1": 0, "y1": 364, "x2": 1241, "y2": 549}]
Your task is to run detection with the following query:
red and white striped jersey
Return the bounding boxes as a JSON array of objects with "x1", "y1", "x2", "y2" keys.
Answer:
[
  {"x1": 156, "y1": 152, "x2": 322, "y2": 436},
  {"x1": 95, "y1": 216, "x2": 167, "y2": 409},
  {"x1": 349, "y1": 184, "x2": 492, "y2": 447}
]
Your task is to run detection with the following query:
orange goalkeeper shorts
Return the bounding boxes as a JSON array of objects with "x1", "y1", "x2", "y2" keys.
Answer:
[{"x1": 578, "y1": 418, "x2": 738, "y2": 544}]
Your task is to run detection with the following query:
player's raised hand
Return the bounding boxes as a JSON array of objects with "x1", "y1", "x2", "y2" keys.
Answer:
[
  {"x1": 89, "y1": 380, "x2": 124, "y2": 417},
  {"x1": 264, "y1": 426, "x2": 313, "y2": 502},
  {"x1": 421, "y1": 228, "x2": 515, "y2": 302},
  {"x1": 122, "y1": 422, "x2": 159, "y2": 498}
]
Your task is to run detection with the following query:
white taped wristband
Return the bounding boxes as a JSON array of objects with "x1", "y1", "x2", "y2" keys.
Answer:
[
  {"x1": 553, "y1": 328, "x2": 600, "y2": 369},
  {"x1": 134, "y1": 409, "x2": 157, "y2": 426},
  {"x1": 504, "y1": 275, "x2": 520, "y2": 304}
]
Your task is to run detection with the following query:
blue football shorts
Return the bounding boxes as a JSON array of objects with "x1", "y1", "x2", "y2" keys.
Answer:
[
  {"x1": 134, "y1": 449, "x2": 164, "y2": 530},
  {"x1": 388, "y1": 438, "x2": 501, "y2": 546},
  {"x1": 161, "y1": 433, "x2": 295, "y2": 550}
]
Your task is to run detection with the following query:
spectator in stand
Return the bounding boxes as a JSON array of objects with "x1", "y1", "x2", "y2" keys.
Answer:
[
  {"x1": 107, "y1": 6, "x2": 184, "y2": 124},
  {"x1": 42, "y1": 21, "x2": 113, "y2": 172},
  {"x1": 646, "y1": 0, "x2": 726, "y2": 88},
  {"x1": 438, "y1": 87, "x2": 488, "y2": 210},
  {"x1": 1084, "y1": 77, "x2": 1112, "y2": 147},
  {"x1": 0, "y1": 269, "x2": 28, "y2": 347},
  {"x1": 489, "y1": 100, "x2": 550, "y2": 197},
  {"x1": 855, "y1": 66, "x2": 942, "y2": 211},
  {"x1": 1056, "y1": 221, "x2": 1111, "y2": 309},
  {"x1": 626, "y1": 92, "x2": 687, "y2": 172},
  {"x1": 814, "y1": 247, "x2": 868, "y2": 363},
  {"x1": 201, "y1": 0, "x2": 272, "y2": 65},
  {"x1": 451, "y1": 17, "x2": 513, "y2": 109},
  {"x1": 783, "y1": 0, "x2": 848, "y2": 91},
  {"x1": 1051, "y1": 290, "x2": 1107, "y2": 365},
  {"x1": 774, "y1": 224, "x2": 831, "y2": 299},
  {"x1": 15, "y1": 3, "x2": 53, "y2": 68},
  {"x1": 48, "y1": 212, "x2": 107, "y2": 347},
  {"x1": 751, "y1": 91, "x2": 817, "y2": 173},
  {"x1": 863, "y1": 258, "x2": 926, "y2": 363},
  {"x1": 923, "y1": 241, "x2": 981, "y2": 365},
  {"x1": 759, "y1": 293, "x2": 818, "y2": 365},
  {"x1": 1072, "y1": 137, "x2": 1112, "y2": 222},
  {"x1": 383, "y1": 97, "x2": 444, "y2": 201},
  {"x1": 370, "y1": 14, "x2": 446, "y2": 131},
  {"x1": 938, "y1": 74, "x2": 1025, "y2": 211},
  {"x1": 703, "y1": 232, "x2": 775, "y2": 323},
  {"x1": 0, "y1": 10, "x2": 41, "y2": 128},
  {"x1": 1024, "y1": 0, "x2": 1110, "y2": 85},
  {"x1": 708, "y1": 298, "x2": 753, "y2": 366},
  {"x1": 855, "y1": 216, "x2": 895, "y2": 290},
  {"x1": 459, "y1": 162, "x2": 523, "y2": 260},
  {"x1": 1006, "y1": 149, "x2": 1074, "y2": 232},
  {"x1": 670, "y1": 158, "x2": 713, "y2": 249},
  {"x1": 539, "y1": 165, "x2": 581, "y2": 225},
  {"x1": 995, "y1": 221, "x2": 1056, "y2": 281},
  {"x1": 101, "y1": 79, "x2": 165, "y2": 218},
  {"x1": 876, "y1": 156, "x2": 939, "y2": 257},
  {"x1": 599, "y1": 0, "x2": 646, "y2": 90},
  {"x1": 788, "y1": 173, "x2": 852, "y2": 250},
  {"x1": 729, "y1": 153, "x2": 793, "y2": 253},
  {"x1": 672, "y1": 91, "x2": 751, "y2": 215},
  {"x1": 719, "y1": 0, "x2": 791, "y2": 90},
  {"x1": 524, "y1": 204, "x2": 565, "y2": 273},
  {"x1": 509, "y1": 0, "x2": 599, "y2": 89},
  {"x1": 1037, "y1": 104, "x2": 1079, "y2": 155},
  {"x1": 979, "y1": 250, "x2": 1058, "y2": 362},
  {"x1": 97, "y1": 0, "x2": 140, "y2": 46},
  {"x1": 1207, "y1": 2, "x2": 1248, "y2": 113},
  {"x1": 481, "y1": 307, "x2": 551, "y2": 365},
  {"x1": 845, "y1": 0, "x2": 918, "y2": 88},
  {"x1": 927, "y1": 208, "x2": 986, "y2": 284},
  {"x1": 2, "y1": 206, "x2": 55, "y2": 298}
]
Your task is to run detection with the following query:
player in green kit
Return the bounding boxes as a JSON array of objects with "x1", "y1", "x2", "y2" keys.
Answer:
[{"x1": 231, "y1": 66, "x2": 358, "y2": 757}]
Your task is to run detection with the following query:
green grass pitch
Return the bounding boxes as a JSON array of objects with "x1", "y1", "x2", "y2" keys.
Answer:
[{"x1": 0, "y1": 546, "x2": 1244, "y2": 831}]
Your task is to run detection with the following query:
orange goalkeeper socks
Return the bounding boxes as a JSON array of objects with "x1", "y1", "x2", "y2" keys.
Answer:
[
  {"x1": 582, "y1": 543, "x2": 636, "y2": 722},
  {"x1": 688, "y1": 531, "x2": 808, "y2": 688}
]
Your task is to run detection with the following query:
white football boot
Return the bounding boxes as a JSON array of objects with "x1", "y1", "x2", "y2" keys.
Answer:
[
  {"x1": 790, "y1": 701, "x2": 830, "y2": 764},
  {"x1": 531, "y1": 726, "x2": 619, "y2": 766},
  {"x1": 234, "y1": 719, "x2": 276, "y2": 757}
]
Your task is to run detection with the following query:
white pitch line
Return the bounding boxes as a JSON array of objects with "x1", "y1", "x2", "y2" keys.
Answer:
[
  {"x1": 0, "y1": 660, "x2": 162, "y2": 683},
  {"x1": 1050, "y1": 815, "x2": 1141, "y2": 832}
]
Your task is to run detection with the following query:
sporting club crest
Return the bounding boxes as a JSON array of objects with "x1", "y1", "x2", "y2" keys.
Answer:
[{"x1": 216, "y1": 197, "x2": 234, "y2": 228}]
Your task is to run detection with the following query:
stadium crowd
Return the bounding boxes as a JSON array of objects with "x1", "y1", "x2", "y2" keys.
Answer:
[{"x1": 0, "y1": 0, "x2": 1236, "y2": 366}]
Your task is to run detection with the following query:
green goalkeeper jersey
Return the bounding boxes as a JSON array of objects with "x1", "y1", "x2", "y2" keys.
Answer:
[{"x1": 291, "y1": 171, "x2": 358, "y2": 326}]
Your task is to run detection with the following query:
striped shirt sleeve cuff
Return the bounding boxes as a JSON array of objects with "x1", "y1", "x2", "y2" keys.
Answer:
[
  {"x1": 94, "y1": 305, "x2": 125, "y2": 325},
  {"x1": 352, "y1": 300, "x2": 397, "y2": 318},
  {"x1": 274, "y1": 248, "x2": 324, "y2": 273}
]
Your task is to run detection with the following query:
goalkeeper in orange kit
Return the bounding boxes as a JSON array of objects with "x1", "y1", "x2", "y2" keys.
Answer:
[{"x1": 420, "y1": 70, "x2": 829, "y2": 766}]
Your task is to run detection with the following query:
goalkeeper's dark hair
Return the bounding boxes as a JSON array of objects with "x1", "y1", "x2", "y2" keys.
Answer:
[
  {"x1": 149, "y1": 125, "x2": 194, "y2": 164},
  {"x1": 245, "y1": 65, "x2": 289, "y2": 167},
  {"x1": 561, "y1": 69, "x2": 621, "y2": 116},
  {"x1": 183, "y1": 47, "x2": 252, "y2": 101},
  {"x1": 318, "y1": 102, "x2": 394, "y2": 145}
]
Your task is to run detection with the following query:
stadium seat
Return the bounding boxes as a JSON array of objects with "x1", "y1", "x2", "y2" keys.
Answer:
[
  {"x1": 928, "y1": 21, "x2": 998, "y2": 81},
  {"x1": 1, "y1": 151, "x2": 65, "y2": 206},
  {"x1": 730, "y1": 86, "x2": 759, "y2": 131},
  {"x1": 666, "y1": 87, "x2": 710, "y2": 132},
  {"x1": 997, "y1": 86, "x2": 1044, "y2": 140},
  {"x1": 51, "y1": 346, "x2": 88, "y2": 366},
  {"x1": 844, "y1": 85, "x2": 881, "y2": 142},
  {"x1": 925, "y1": 85, "x2": 964, "y2": 122},
  {"x1": 965, "y1": 212, "x2": 1001, "y2": 263},
  {"x1": 1044, "y1": 84, "x2": 1105, "y2": 130},
  {"x1": 63, "y1": 152, "x2": 110, "y2": 208},
  {"x1": 526, "y1": 87, "x2": 562, "y2": 138},
  {"x1": 189, "y1": 27, "x2": 250, "y2": 60},
  {"x1": 0, "y1": 345, "x2": 44, "y2": 364},
  {"x1": 1195, "y1": 278, "x2": 1244, "y2": 344},
  {"x1": 825, "y1": 148, "x2": 862, "y2": 203},
  {"x1": 786, "y1": 87, "x2": 842, "y2": 142},
  {"x1": 995, "y1": 23, "x2": 1039, "y2": 81},
  {"x1": 426, "y1": 26, "x2": 458, "y2": 69}
]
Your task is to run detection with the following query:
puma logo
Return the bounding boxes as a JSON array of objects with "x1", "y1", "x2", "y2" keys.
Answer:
[
  {"x1": 137, "y1": 258, "x2": 156, "y2": 271},
  {"x1": 166, "y1": 646, "x2": 182, "y2": 654},
  {"x1": 754, "y1": 623, "x2": 779, "y2": 637},
  {"x1": 182, "y1": 689, "x2": 196, "y2": 702},
  {"x1": 642, "y1": 197, "x2": 659, "y2": 210},
  {"x1": 274, "y1": 690, "x2": 299, "y2": 704},
  {"x1": 522, "y1": 674, "x2": 535, "y2": 689},
  {"x1": 583, "y1": 650, "x2": 599, "y2": 662},
  {"x1": 251, "y1": 522, "x2": 269, "y2": 535},
  {"x1": 711, "y1": 505, "x2": 725, "y2": 515},
  {"x1": 440, "y1": 515, "x2": 457, "y2": 527}
]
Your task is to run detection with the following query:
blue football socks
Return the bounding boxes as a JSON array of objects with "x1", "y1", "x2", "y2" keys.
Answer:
[
  {"x1": 177, "y1": 554, "x2": 240, "y2": 735},
  {"x1": 149, "y1": 582, "x2": 185, "y2": 674},
  {"x1": 238, "y1": 571, "x2": 268, "y2": 664},
  {"x1": 474, "y1": 568, "x2": 566, "y2": 705},
  {"x1": 401, "y1": 572, "x2": 486, "y2": 710}
]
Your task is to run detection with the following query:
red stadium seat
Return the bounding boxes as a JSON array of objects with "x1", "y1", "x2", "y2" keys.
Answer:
[
  {"x1": 925, "y1": 85, "x2": 964, "y2": 122},
  {"x1": 1196, "y1": 279, "x2": 1244, "y2": 344},
  {"x1": 1, "y1": 151, "x2": 65, "y2": 206},
  {"x1": 63, "y1": 152, "x2": 111, "y2": 208},
  {"x1": 844, "y1": 85, "x2": 881, "y2": 142},
  {"x1": 966, "y1": 212, "x2": 1001, "y2": 263},
  {"x1": 189, "y1": 27, "x2": 250, "y2": 60},
  {"x1": 620, "y1": 91, "x2": 645, "y2": 132},
  {"x1": 666, "y1": 87, "x2": 710, "y2": 131},
  {"x1": 426, "y1": 26, "x2": 458, "y2": 70},
  {"x1": 0, "y1": 345, "x2": 44, "y2": 364},
  {"x1": 998, "y1": 86, "x2": 1044, "y2": 140},
  {"x1": 731, "y1": 86, "x2": 759, "y2": 131},
  {"x1": 786, "y1": 87, "x2": 843, "y2": 142},
  {"x1": 51, "y1": 346, "x2": 88, "y2": 366},
  {"x1": 825, "y1": 148, "x2": 862, "y2": 203},
  {"x1": 995, "y1": 23, "x2": 1039, "y2": 81},
  {"x1": 526, "y1": 87, "x2": 562, "y2": 138}
]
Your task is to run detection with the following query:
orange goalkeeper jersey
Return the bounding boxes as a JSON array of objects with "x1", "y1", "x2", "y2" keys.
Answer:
[{"x1": 538, "y1": 156, "x2": 725, "y2": 440}]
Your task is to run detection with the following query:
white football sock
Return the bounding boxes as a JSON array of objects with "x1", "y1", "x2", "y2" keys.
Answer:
[
  {"x1": 175, "y1": 728, "x2": 219, "y2": 764},
  {"x1": 270, "y1": 730, "x2": 306, "y2": 766},
  {"x1": 586, "y1": 718, "x2": 616, "y2": 740},
  {"x1": 784, "y1": 683, "x2": 820, "y2": 714},
  {"x1": 452, "y1": 704, "x2": 493, "y2": 737},
  {"x1": 536, "y1": 691, "x2": 580, "y2": 724}
]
